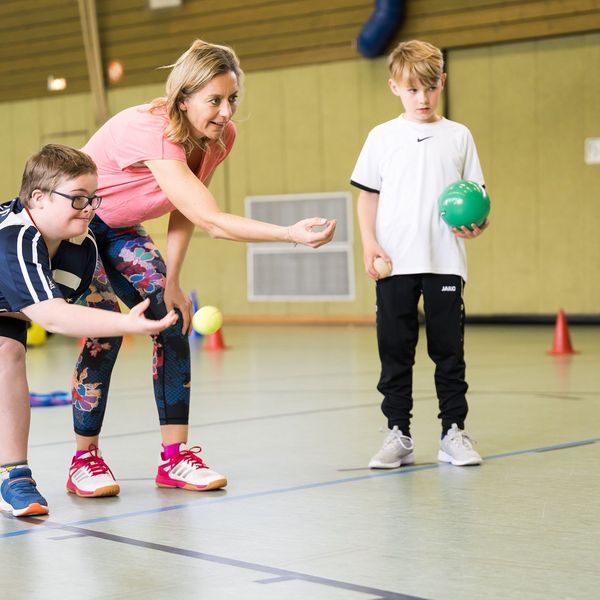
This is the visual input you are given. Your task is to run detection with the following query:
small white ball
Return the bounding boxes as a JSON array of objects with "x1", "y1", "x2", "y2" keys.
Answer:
[{"x1": 373, "y1": 257, "x2": 392, "y2": 279}]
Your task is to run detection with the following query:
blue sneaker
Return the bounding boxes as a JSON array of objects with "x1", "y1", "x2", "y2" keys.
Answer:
[{"x1": 0, "y1": 467, "x2": 49, "y2": 517}]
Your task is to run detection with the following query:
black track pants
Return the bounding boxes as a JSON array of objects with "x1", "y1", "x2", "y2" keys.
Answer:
[{"x1": 375, "y1": 273, "x2": 468, "y2": 436}]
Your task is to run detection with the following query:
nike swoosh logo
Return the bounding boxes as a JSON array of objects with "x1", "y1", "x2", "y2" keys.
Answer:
[{"x1": 417, "y1": 136, "x2": 433, "y2": 142}]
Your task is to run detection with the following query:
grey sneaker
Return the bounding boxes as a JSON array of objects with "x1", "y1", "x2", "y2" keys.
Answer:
[
  {"x1": 438, "y1": 424, "x2": 482, "y2": 466},
  {"x1": 368, "y1": 426, "x2": 415, "y2": 469}
]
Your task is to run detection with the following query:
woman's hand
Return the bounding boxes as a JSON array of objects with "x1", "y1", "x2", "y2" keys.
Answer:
[
  {"x1": 127, "y1": 299, "x2": 179, "y2": 334},
  {"x1": 452, "y1": 219, "x2": 490, "y2": 239},
  {"x1": 288, "y1": 218, "x2": 337, "y2": 248},
  {"x1": 165, "y1": 280, "x2": 193, "y2": 335}
]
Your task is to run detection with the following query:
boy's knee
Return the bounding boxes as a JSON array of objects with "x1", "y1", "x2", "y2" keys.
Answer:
[{"x1": 0, "y1": 336, "x2": 26, "y2": 366}]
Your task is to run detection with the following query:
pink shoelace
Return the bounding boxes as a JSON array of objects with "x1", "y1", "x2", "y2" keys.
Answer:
[
  {"x1": 70, "y1": 445, "x2": 115, "y2": 477},
  {"x1": 165, "y1": 445, "x2": 209, "y2": 470}
]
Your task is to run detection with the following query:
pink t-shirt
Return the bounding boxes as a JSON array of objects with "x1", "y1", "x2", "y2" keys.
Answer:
[{"x1": 82, "y1": 104, "x2": 236, "y2": 227}]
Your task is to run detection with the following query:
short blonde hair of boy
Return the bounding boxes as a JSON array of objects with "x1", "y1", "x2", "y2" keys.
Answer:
[
  {"x1": 150, "y1": 39, "x2": 243, "y2": 154},
  {"x1": 388, "y1": 40, "x2": 444, "y2": 87},
  {"x1": 19, "y1": 144, "x2": 97, "y2": 206}
]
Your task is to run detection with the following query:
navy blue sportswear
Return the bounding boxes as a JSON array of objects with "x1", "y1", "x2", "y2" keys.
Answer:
[{"x1": 0, "y1": 197, "x2": 97, "y2": 313}]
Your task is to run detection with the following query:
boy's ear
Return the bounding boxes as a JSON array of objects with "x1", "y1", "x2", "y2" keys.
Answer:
[
  {"x1": 439, "y1": 73, "x2": 447, "y2": 89},
  {"x1": 29, "y1": 189, "x2": 46, "y2": 208},
  {"x1": 388, "y1": 78, "x2": 402, "y2": 97}
]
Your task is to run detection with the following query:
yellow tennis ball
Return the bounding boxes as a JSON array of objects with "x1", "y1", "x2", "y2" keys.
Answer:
[
  {"x1": 27, "y1": 322, "x2": 47, "y2": 347},
  {"x1": 192, "y1": 305, "x2": 223, "y2": 335},
  {"x1": 373, "y1": 257, "x2": 392, "y2": 279}
]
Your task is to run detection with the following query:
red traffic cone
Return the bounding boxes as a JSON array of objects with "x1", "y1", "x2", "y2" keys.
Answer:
[
  {"x1": 204, "y1": 328, "x2": 227, "y2": 351},
  {"x1": 547, "y1": 309, "x2": 577, "y2": 355}
]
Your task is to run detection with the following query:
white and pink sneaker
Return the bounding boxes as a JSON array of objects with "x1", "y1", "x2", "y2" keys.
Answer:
[
  {"x1": 67, "y1": 445, "x2": 120, "y2": 497},
  {"x1": 155, "y1": 444, "x2": 227, "y2": 491}
]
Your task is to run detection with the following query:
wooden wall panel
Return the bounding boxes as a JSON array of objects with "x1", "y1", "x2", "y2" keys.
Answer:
[
  {"x1": 1, "y1": 1, "x2": 599, "y2": 103},
  {"x1": 450, "y1": 33, "x2": 600, "y2": 315},
  {"x1": 0, "y1": 1, "x2": 87, "y2": 98}
]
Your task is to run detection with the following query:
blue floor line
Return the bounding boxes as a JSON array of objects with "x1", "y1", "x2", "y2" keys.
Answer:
[{"x1": 2, "y1": 435, "x2": 599, "y2": 540}]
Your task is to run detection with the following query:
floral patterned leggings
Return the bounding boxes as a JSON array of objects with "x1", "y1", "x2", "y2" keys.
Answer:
[{"x1": 72, "y1": 215, "x2": 190, "y2": 437}]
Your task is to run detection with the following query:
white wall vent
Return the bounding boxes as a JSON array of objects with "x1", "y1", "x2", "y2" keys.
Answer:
[{"x1": 245, "y1": 192, "x2": 354, "y2": 301}]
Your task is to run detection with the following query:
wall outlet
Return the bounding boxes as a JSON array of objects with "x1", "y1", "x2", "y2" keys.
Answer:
[{"x1": 585, "y1": 138, "x2": 600, "y2": 165}]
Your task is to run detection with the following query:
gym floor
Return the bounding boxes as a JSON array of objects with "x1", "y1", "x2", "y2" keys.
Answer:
[{"x1": 1, "y1": 323, "x2": 599, "y2": 600}]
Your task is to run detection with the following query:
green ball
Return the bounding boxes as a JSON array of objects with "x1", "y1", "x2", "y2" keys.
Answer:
[{"x1": 438, "y1": 180, "x2": 490, "y2": 230}]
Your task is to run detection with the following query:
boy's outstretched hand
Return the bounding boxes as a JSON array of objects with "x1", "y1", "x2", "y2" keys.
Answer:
[
  {"x1": 452, "y1": 219, "x2": 490, "y2": 239},
  {"x1": 288, "y1": 218, "x2": 336, "y2": 248},
  {"x1": 128, "y1": 299, "x2": 178, "y2": 334}
]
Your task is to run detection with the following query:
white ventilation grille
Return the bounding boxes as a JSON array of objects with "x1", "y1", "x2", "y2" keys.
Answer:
[{"x1": 245, "y1": 192, "x2": 354, "y2": 301}]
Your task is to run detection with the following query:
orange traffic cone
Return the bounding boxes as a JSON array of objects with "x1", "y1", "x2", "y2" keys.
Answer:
[
  {"x1": 547, "y1": 309, "x2": 578, "y2": 355},
  {"x1": 204, "y1": 328, "x2": 227, "y2": 351}
]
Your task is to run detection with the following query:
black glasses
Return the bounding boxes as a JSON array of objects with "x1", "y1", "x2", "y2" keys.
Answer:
[{"x1": 51, "y1": 190, "x2": 102, "y2": 210}]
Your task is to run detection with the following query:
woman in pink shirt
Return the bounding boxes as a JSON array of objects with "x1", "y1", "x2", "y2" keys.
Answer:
[{"x1": 67, "y1": 40, "x2": 336, "y2": 498}]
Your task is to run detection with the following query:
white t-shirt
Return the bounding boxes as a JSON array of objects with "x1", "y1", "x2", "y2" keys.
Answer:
[{"x1": 351, "y1": 115, "x2": 484, "y2": 281}]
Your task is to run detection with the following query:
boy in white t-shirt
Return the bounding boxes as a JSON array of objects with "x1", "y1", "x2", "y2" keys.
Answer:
[{"x1": 351, "y1": 40, "x2": 489, "y2": 468}]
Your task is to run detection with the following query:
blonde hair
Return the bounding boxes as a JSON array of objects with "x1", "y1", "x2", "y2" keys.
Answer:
[
  {"x1": 150, "y1": 39, "x2": 243, "y2": 153},
  {"x1": 19, "y1": 144, "x2": 96, "y2": 206},
  {"x1": 388, "y1": 40, "x2": 444, "y2": 87}
]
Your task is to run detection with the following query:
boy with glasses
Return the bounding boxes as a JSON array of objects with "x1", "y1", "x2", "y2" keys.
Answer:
[{"x1": 0, "y1": 144, "x2": 178, "y2": 517}]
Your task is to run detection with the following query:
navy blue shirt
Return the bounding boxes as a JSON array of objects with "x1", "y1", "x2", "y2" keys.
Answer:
[{"x1": 0, "y1": 198, "x2": 97, "y2": 312}]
